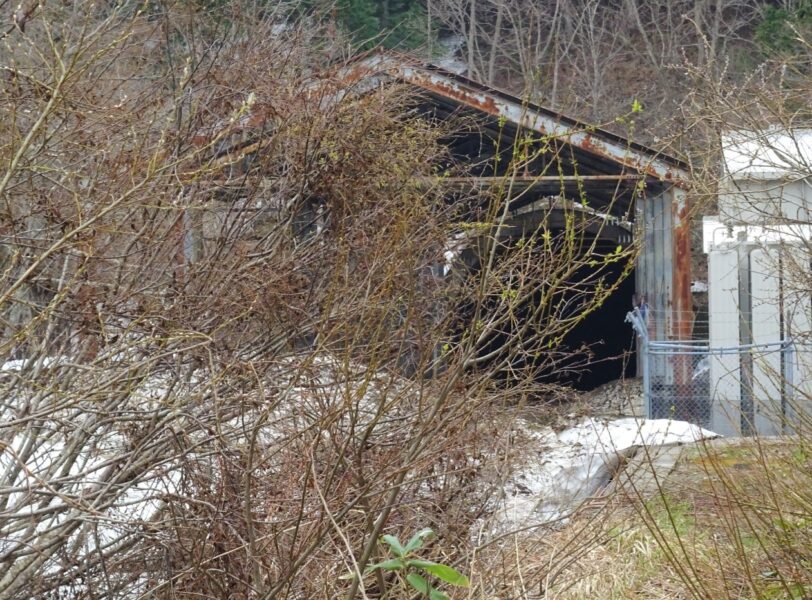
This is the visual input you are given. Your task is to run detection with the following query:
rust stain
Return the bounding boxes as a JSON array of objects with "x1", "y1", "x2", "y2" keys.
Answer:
[
  {"x1": 672, "y1": 199, "x2": 693, "y2": 342},
  {"x1": 409, "y1": 73, "x2": 501, "y2": 116},
  {"x1": 403, "y1": 72, "x2": 688, "y2": 186},
  {"x1": 576, "y1": 132, "x2": 680, "y2": 184},
  {"x1": 671, "y1": 195, "x2": 694, "y2": 405}
]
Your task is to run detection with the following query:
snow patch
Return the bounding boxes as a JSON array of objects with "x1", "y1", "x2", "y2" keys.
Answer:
[
  {"x1": 489, "y1": 417, "x2": 719, "y2": 532},
  {"x1": 1, "y1": 356, "x2": 67, "y2": 372}
]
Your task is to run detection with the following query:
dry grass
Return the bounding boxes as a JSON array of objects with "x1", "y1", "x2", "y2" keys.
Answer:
[{"x1": 465, "y1": 436, "x2": 812, "y2": 600}]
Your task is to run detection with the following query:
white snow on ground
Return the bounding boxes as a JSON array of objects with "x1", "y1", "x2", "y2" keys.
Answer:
[
  {"x1": 490, "y1": 417, "x2": 719, "y2": 532},
  {"x1": 1, "y1": 356, "x2": 67, "y2": 372},
  {"x1": 3, "y1": 353, "x2": 719, "y2": 585},
  {"x1": 0, "y1": 353, "x2": 399, "y2": 579}
]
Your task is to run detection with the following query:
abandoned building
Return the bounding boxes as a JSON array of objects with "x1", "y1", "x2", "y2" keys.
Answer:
[
  {"x1": 334, "y1": 51, "x2": 693, "y2": 391},
  {"x1": 701, "y1": 129, "x2": 812, "y2": 435},
  {"x1": 203, "y1": 50, "x2": 695, "y2": 394}
]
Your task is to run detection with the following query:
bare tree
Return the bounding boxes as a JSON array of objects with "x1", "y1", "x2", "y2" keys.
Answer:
[{"x1": 432, "y1": 0, "x2": 762, "y2": 142}]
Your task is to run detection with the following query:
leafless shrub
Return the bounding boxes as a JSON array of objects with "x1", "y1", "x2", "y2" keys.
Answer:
[{"x1": 0, "y1": 2, "x2": 639, "y2": 598}]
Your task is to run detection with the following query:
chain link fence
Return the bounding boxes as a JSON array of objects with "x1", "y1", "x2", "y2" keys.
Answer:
[
  {"x1": 646, "y1": 339, "x2": 712, "y2": 427},
  {"x1": 627, "y1": 309, "x2": 808, "y2": 435}
]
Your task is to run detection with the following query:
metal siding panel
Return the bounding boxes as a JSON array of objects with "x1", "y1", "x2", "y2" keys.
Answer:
[
  {"x1": 662, "y1": 192, "x2": 674, "y2": 388},
  {"x1": 635, "y1": 200, "x2": 649, "y2": 374},
  {"x1": 785, "y1": 246, "x2": 812, "y2": 430},
  {"x1": 654, "y1": 192, "x2": 667, "y2": 341},
  {"x1": 720, "y1": 179, "x2": 812, "y2": 226},
  {"x1": 662, "y1": 191, "x2": 674, "y2": 342},
  {"x1": 645, "y1": 195, "x2": 656, "y2": 334},
  {"x1": 671, "y1": 187, "x2": 693, "y2": 339},
  {"x1": 651, "y1": 193, "x2": 667, "y2": 384},
  {"x1": 750, "y1": 247, "x2": 783, "y2": 435},
  {"x1": 636, "y1": 189, "x2": 689, "y2": 391},
  {"x1": 709, "y1": 247, "x2": 742, "y2": 436},
  {"x1": 671, "y1": 187, "x2": 694, "y2": 414}
]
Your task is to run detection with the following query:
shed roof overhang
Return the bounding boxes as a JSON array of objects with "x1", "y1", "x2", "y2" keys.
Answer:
[{"x1": 332, "y1": 51, "x2": 690, "y2": 188}]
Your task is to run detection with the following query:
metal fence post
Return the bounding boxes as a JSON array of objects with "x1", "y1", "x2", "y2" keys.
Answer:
[
  {"x1": 626, "y1": 309, "x2": 650, "y2": 419},
  {"x1": 784, "y1": 340, "x2": 796, "y2": 434},
  {"x1": 642, "y1": 332, "x2": 650, "y2": 419}
]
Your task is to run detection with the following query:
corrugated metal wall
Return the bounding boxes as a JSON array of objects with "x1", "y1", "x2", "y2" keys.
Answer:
[{"x1": 636, "y1": 185, "x2": 692, "y2": 389}]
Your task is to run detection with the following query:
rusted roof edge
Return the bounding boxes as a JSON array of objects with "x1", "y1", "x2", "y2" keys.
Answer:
[{"x1": 336, "y1": 50, "x2": 691, "y2": 187}]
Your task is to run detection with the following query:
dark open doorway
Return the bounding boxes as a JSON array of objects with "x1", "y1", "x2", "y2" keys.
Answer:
[
  {"x1": 456, "y1": 248, "x2": 636, "y2": 393},
  {"x1": 558, "y1": 264, "x2": 637, "y2": 391}
]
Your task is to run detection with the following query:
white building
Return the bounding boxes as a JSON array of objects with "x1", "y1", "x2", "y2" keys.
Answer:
[{"x1": 704, "y1": 129, "x2": 812, "y2": 436}]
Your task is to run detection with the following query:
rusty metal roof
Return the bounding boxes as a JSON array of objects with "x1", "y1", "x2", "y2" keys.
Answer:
[{"x1": 332, "y1": 50, "x2": 690, "y2": 187}]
